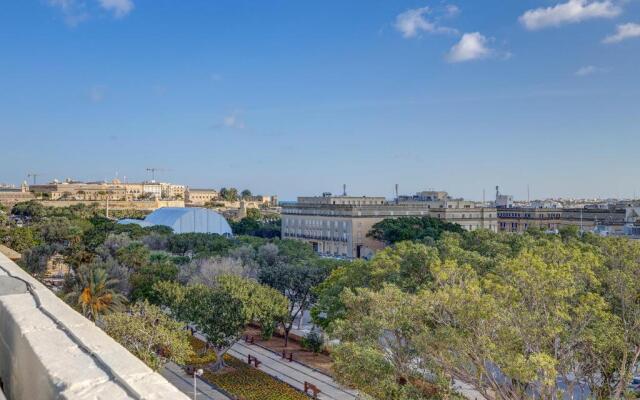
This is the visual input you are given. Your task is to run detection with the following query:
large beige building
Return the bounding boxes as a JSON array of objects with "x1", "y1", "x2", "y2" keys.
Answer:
[
  {"x1": 281, "y1": 192, "x2": 497, "y2": 259},
  {"x1": 28, "y1": 179, "x2": 185, "y2": 201},
  {"x1": 0, "y1": 182, "x2": 35, "y2": 207},
  {"x1": 185, "y1": 188, "x2": 219, "y2": 205},
  {"x1": 497, "y1": 206, "x2": 628, "y2": 234}
]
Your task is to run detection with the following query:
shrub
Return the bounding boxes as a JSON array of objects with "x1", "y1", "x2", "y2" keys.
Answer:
[{"x1": 301, "y1": 330, "x2": 324, "y2": 354}]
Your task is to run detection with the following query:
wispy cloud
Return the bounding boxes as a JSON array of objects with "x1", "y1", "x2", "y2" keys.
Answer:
[
  {"x1": 519, "y1": 0, "x2": 621, "y2": 30},
  {"x1": 222, "y1": 111, "x2": 245, "y2": 129},
  {"x1": 603, "y1": 22, "x2": 640, "y2": 43},
  {"x1": 445, "y1": 5, "x2": 460, "y2": 17},
  {"x1": 446, "y1": 32, "x2": 493, "y2": 63},
  {"x1": 48, "y1": 0, "x2": 89, "y2": 27},
  {"x1": 394, "y1": 6, "x2": 458, "y2": 38},
  {"x1": 47, "y1": 0, "x2": 134, "y2": 25},
  {"x1": 575, "y1": 65, "x2": 607, "y2": 76},
  {"x1": 97, "y1": 0, "x2": 134, "y2": 18},
  {"x1": 89, "y1": 85, "x2": 107, "y2": 103}
]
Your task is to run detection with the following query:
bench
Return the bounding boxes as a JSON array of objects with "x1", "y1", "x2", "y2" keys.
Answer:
[
  {"x1": 304, "y1": 381, "x2": 321, "y2": 399},
  {"x1": 244, "y1": 335, "x2": 255, "y2": 345},
  {"x1": 247, "y1": 354, "x2": 261, "y2": 368},
  {"x1": 281, "y1": 350, "x2": 294, "y2": 362}
]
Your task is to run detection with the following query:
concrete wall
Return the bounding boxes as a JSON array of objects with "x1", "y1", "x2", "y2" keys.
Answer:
[
  {"x1": 39, "y1": 199, "x2": 185, "y2": 210},
  {"x1": 0, "y1": 253, "x2": 189, "y2": 400}
]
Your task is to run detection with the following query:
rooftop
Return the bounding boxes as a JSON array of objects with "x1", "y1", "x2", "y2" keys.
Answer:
[{"x1": 0, "y1": 252, "x2": 189, "y2": 400}]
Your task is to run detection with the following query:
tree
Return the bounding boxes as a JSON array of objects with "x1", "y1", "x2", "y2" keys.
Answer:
[
  {"x1": 102, "y1": 301, "x2": 193, "y2": 371},
  {"x1": 241, "y1": 189, "x2": 252, "y2": 199},
  {"x1": 259, "y1": 262, "x2": 328, "y2": 346},
  {"x1": 313, "y1": 242, "x2": 440, "y2": 329},
  {"x1": 1, "y1": 226, "x2": 41, "y2": 253},
  {"x1": 216, "y1": 274, "x2": 288, "y2": 330},
  {"x1": 181, "y1": 256, "x2": 254, "y2": 286},
  {"x1": 11, "y1": 201, "x2": 46, "y2": 221},
  {"x1": 367, "y1": 216, "x2": 464, "y2": 244},
  {"x1": 129, "y1": 253, "x2": 178, "y2": 302},
  {"x1": 66, "y1": 267, "x2": 125, "y2": 321},
  {"x1": 324, "y1": 232, "x2": 628, "y2": 399},
  {"x1": 116, "y1": 242, "x2": 150, "y2": 270},
  {"x1": 38, "y1": 216, "x2": 83, "y2": 245},
  {"x1": 154, "y1": 276, "x2": 287, "y2": 371},
  {"x1": 332, "y1": 285, "x2": 451, "y2": 400},
  {"x1": 166, "y1": 233, "x2": 231, "y2": 256},
  {"x1": 21, "y1": 243, "x2": 61, "y2": 277},
  {"x1": 219, "y1": 187, "x2": 238, "y2": 202},
  {"x1": 246, "y1": 207, "x2": 261, "y2": 220},
  {"x1": 195, "y1": 288, "x2": 245, "y2": 371},
  {"x1": 594, "y1": 237, "x2": 640, "y2": 398}
]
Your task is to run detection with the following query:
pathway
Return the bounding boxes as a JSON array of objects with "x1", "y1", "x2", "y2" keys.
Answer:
[
  {"x1": 160, "y1": 361, "x2": 231, "y2": 400},
  {"x1": 228, "y1": 339, "x2": 358, "y2": 400}
]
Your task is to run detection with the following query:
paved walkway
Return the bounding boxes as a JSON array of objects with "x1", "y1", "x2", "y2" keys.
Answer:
[
  {"x1": 160, "y1": 362, "x2": 231, "y2": 400},
  {"x1": 228, "y1": 340, "x2": 358, "y2": 400}
]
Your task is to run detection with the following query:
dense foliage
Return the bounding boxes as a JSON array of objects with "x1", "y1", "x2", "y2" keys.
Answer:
[
  {"x1": 315, "y1": 230, "x2": 640, "y2": 399},
  {"x1": 367, "y1": 216, "x2": 465, "y2": 244},
  {"x1": 102, "y1": 301, "x2": 193, "y2": 370}
]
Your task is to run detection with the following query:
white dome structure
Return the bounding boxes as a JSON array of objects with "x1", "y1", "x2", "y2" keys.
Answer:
[{"x1": 118, "y1": 207, "x2": 232, "y2": 235}]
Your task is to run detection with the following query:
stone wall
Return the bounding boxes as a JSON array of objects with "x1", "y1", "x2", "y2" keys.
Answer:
[{"x1": 0, "y1": 252, "x2": 189, "y2": 400}]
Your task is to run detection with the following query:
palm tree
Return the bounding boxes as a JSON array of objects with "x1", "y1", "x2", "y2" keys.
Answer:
[{"x1": 66, "y1": 267, "x2": 125, "y2": 322}]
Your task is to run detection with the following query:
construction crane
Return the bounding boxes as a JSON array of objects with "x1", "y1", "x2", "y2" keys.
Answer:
[
  {"x1": 145, "y1": 168, "x2": 165, "y2": 182},
  {"x1": 27, "y1": 173, "x2": 43, "y2": 185}
]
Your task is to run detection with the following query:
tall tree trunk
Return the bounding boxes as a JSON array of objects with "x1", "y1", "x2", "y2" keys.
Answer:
[
  {"x1": 614, "y1": 346, "x2": 640, "y2": 398},
  {"x1": 211, "y1": 348, "x2": 228, "y2": 372},
  {"x1": 297, "y1": 307, "x2": 304, "y2": 330},
  {"x1": 284, "y1": 325, "x2": 291, "y2": 347}
]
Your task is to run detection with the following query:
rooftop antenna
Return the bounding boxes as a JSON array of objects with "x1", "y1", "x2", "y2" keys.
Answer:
[
  {"x1": 27, "y1": 173, "x2": 43, "y2": 185},
  {"x1": 495, "y1": 185, "x2": 500, "y2": 200},
  {"x1": 483, "y1": 188, "x2": 486, "y2": 204},
  {"x1": 527, "y1": 184, "x2": 530, "y2": 203},
  {"x1": 395, "y1": 184, "x2": 399, "y2": 204},
  {"x1": 146, "y1": 167, "x2": 164, "y2": 182},
  {"x1": 342, "y1": 184, "x2": 347, "y2": 196}
]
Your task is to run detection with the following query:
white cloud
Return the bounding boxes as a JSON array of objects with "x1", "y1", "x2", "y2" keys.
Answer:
[
  {"x1": 47, "y1": 0, "x2": 89, "y2": 26},
  {"x1": 97, "y1": 0, "x2": 134, "y2": 18},
  {"x1": 603, "y1": 22, "x2": 640, "y2": 43},
  {"x1": 446, "y1": 32, "x2": 492, "y2": 63},
  {"x1": 394, "y1": 7, "x2": 457, "y2": 38},
  {"x1": 445, "y1": 5, "x2": 460, "y2": 17},
  {"x1": 48, "y1": 0, "x2": 133, "y2": 24},
  {"x1": 223, "y1": 112, "x2": 245, "y2": 129},
  {"x1": 519, "y1": 0, "x2": 621, "y2": 30},
  {"x1": 575, "y1": 65, "x2": 606, "y2": 76},
  {"x1": 89, "y1": 85, "x2": 106, "y2": 103}
]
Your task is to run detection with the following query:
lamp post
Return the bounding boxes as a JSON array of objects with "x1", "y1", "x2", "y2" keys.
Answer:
[{"x1": 193, "y1": 368, "x2": 203, "y2": 400}]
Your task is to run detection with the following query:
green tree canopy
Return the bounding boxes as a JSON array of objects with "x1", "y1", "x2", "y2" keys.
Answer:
[
  {"x1": 367, "y1": 216, "x2": 464, "y2": 244},
  {"x1": 102, "y1": 301, "x2": 193, "y2": 371}
]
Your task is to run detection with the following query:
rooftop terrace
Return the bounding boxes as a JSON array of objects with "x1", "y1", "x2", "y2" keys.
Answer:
[{"x1": 0, "y1": 252, "x2": 189, "y2": 400}]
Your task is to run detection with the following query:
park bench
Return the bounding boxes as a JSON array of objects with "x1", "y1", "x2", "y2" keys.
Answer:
[
  {"x1": 244, "y1": 335, "x2": 255, "y2": 344},
  {"x1": 304, "y1": 381, "x2": 321, "y2": 399},
  {"x1": 247, "y1": 354, "x2": 261, "y2": 368},
  {"x1": 281, "y1": 350, "x2": 294, "y2": 362}
]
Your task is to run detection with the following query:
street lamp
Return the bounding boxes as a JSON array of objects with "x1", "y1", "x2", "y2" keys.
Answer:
[{"x1": 193, "y1": 368, "x2": 203, "y2": 400}]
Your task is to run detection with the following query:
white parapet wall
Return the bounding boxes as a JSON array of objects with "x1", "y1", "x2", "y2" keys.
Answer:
[{"x1": 0, "y1": 252, "x2": 189, "y2": 400}]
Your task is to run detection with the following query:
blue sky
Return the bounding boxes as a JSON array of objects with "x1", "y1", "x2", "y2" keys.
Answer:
[{"x1": 1, "y1": 0, "x2": 639, "y2": 200}]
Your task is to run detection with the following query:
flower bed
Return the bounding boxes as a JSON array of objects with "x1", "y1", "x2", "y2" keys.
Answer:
[{"x1": 188, "y1": 337, "x2": 309, "y2": 400}]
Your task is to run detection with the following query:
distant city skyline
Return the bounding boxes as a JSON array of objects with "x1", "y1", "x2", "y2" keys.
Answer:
[{"x1": 1, "y1": 1, "x2": 639, "y2": 200}]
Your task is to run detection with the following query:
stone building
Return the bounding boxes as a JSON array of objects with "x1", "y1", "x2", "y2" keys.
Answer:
[
  {"x1": 0, "y1": 182, "x2": 34, "y2": 207},
  {"x1": 497, "y1": 206, "x2": 627, "y2": 234},
  {"x1": 281, "y1": 192, "x2": 497, "y2": 259},
  {"x1": 185, "y1": 188, "x2": 219, "y2": 205}
]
